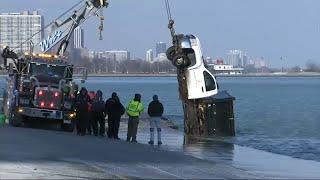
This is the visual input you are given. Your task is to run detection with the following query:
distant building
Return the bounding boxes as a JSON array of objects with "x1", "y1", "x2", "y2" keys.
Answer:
[
  {"x1": 156, "y1": 42, "x2": 166, "y2": 57},
  {"x1": 214, "y1": 58, "x2": 245, "y2": 74},
  {"x1": 0, "y1": 11, "x2": 44, "y2": 53},
  {"x1": 73, "y1": 48, "x2": 89, "y2": 60},
  {"x1": 74, "y1": 27, "x2": 84, "y2": 49},
  {"x1": 253, "y1": 58, "x2": 268, "y2": 69},
  {"x1": 226, "y1": 50, "x2": 248, "y2": 67},
  {"x1": 205, "y1": 57, "x2": 213, "y2": 64},
  {"x1": 104, "y1": 50, "x2": 130, "y2": 62},
  {"x1": 146, "y1": 49, "x2": 153, "y2": 62},
  {"x1": 208, "y1": 63, "x2": 244, "y2": 75},
  {"x1": 154, "y1": 53, "x2": 168, "y2": 62}
]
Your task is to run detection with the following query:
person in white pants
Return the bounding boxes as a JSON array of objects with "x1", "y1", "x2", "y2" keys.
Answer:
[{"x1": 147, "y1": 95, "x2": 164, "y2": 145}]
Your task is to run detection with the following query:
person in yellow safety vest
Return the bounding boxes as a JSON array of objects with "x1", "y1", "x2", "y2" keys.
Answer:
[{"x1": 126, "y1": 94, "x2": 144, "y2": 143}]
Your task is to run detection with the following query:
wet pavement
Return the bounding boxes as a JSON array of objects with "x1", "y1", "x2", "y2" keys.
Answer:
[
  {"x1": 0, "y1": 124, "x2": 258, "y2": 179},
  {"x1": 0, "y1": 119, "x2": 320, "y2": 179}
]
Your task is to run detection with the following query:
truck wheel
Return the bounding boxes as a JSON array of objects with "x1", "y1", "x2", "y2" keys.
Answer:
[
  {"x1": 62, "y1": 123, "x2": 74, "y2": 132},
  {"x1": 172, "y1": 54, "x2": 191, "y2": 68},
  {"x1": 9, "y1": 112, "x2": 23, "y2": 127},
  {"x1": 166, "y1": 46, "x2": 176, "y2": 61}
]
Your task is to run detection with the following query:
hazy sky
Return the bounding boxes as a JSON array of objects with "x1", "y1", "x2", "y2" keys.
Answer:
[{"x1": 1, "y1": 0, "x2": 320, "y2": 67}]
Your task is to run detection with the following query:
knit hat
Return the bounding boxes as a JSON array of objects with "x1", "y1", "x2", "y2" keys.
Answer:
[
  {"x1": 153, "y1": 95, "x2": 158, "y2": 101},
  {"x1": 134, "y1": 93, "x2": 141, "y2": 101}
]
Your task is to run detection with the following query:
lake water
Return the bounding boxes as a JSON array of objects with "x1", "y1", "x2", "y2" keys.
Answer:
[{"x1": 1, "y1": 76, "x2": 319, "y2": 162}]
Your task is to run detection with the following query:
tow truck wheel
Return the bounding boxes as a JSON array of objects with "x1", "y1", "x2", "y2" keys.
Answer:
[
  {"x1": 9, "y1": 111, "x2": 23, "y2": 127},
  {"x1": 166, "y1": 46, "x2": 176, "y2": 61},
  {"x1": 172, "y1": 54, "x2": 191, "y2": 68},
  {"x1": 62, "y1": 123, "x2": 74, "y2": 132}
]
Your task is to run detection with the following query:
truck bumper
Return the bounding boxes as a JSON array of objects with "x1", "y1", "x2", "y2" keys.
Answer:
[{"x1": 18, "y1": 107, "x2": 71, "y2": 121}]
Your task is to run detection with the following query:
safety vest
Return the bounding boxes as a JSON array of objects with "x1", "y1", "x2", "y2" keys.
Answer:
[{"x1": 126, "y1": 100, "x2": 144, "y2": 117}]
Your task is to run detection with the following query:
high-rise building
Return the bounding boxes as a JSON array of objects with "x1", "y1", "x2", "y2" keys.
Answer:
[
  {"x1": 226, "y1": 50, "x2": 248, "y2": 67},
  {"x1": 104, "y1": 50, "x2": 130, "y2": 62},
  {"x1": 74, "y1": 26, "x2": 84, "y2": 49},
  {"x1": 146, "y1": 49, "x2": 153, "y2": 62},
  {"x1": 0, "y1": 11, "x2": 44, "y2": 53},
  {"x1": 156, "y1": 42, "x2": 166, "y2": 57},
  {"x1": 154, "y1": 53, "x2": 168, "y2": 62}
]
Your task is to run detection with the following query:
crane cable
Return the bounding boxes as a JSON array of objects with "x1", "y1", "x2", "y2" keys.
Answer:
[{"x1": 164, "y1": 0, "x2": 175, "y2": 38}]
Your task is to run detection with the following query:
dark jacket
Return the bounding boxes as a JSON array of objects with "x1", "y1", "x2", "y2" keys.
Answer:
[
  {"x1": 148, "y1": 100, "x2": 164, "y2": 117},
  {"x1": 92, "y1": 99, "x2": 106, "y2": 119},
  {"x1": 105, "y1": 97, "x2": 125, "y2": 119},
  {"x1": 75, "y1": 95, "x2": 89, "y2": 114}
]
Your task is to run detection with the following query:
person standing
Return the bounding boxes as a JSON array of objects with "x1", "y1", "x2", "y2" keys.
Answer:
[
  {"x1": 92, "y1": 90, "x2": 106, "y2": 136},
  {"x1": 105, "y1": 92, "x2": 125, "y2": 139},
  {"x1": 147, "y1": 95, "x2": 164, "y2": 145},
  {"x1": 75, "y1": 88, "x2": 89, "y2": 136},
  {"x1": 126, "y1": 94, "x2": 144, "y2": 143},
  {"x1": 87, "y1": 91, "x2": 96, "y2": 135}
]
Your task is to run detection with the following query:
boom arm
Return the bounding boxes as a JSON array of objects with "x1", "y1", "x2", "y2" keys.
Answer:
[{"x1": 36, "y1": 0, "x2": 108, "y2": 56}]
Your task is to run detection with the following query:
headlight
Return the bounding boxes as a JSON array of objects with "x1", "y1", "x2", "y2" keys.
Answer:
[{"x1": 69, "y1": 112, "x2": 76, "y2": 119}]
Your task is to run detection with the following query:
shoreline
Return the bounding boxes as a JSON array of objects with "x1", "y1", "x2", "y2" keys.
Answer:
[
  {"x1": 84, "y1": 73, "x2": 320, "y2": 78},
  {"x1": 1, "y1": 71, "x2": 320, "y2": 78}
]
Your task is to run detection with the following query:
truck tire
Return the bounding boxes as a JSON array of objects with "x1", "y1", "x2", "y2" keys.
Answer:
[
  {"x1": 166, "y1": 46, "x2": 176, "y2": 61},
  {"x1": 62, "y1": 123, "x2": 74, "y2": 132},
  {"x1": 172, "y1": 53, "x2": 191, "y2": 69},
  {"x1": 9, "y1": 111, "x2": 23, "y2": 127}
]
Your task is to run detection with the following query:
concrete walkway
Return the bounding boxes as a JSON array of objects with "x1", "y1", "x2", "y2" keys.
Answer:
[{"x1": 0, "y1": 124, "x2": 259, "y2": 179}]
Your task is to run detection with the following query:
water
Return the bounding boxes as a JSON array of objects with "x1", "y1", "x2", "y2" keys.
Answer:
[{"x1": 1, "y1": 76, "x2": 319, "y2": 162}]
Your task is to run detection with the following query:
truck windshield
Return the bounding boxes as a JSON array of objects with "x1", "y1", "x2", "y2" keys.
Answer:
[{"x1": 30, "y1": 63, "x2": 66, "y2": 78}]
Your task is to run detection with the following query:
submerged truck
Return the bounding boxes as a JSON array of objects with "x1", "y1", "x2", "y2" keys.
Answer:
[{"x1": 1, "y1": 0, "x2": 108, "y2": 131}]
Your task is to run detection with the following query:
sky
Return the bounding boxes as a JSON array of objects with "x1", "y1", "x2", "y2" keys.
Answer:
[{"x1": 1, "y1": 0, "x2": 320, "y2": 67}]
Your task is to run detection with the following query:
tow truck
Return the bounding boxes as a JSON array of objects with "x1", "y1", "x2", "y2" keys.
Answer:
[{"x1": 1, "y1": 0, "x2": 108, "y2": 131}]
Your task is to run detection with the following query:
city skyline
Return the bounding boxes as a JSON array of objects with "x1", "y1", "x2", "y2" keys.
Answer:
[{"x1": 2, "y1": 0, "x2": 320, "y2": 67}]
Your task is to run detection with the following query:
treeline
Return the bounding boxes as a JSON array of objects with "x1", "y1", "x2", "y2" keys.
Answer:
[
  {"x1": 305, "y1": 60, "x2": 320, "y2": 72},
  {"x1": 71, "y1": 57, "x2": 176, "y2": 74}
]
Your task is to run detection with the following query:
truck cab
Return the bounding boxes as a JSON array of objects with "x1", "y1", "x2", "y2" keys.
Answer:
[{"x1": 6, "y1": 54, "x2": 77, "y2": 130}]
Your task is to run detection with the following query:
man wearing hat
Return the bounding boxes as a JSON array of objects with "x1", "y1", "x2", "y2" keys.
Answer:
[
  {"x1": 105, "y1": 92, "x2": 125, "y2": 139},
  {"x1": 147, "y1": 95, "x2": 164, "y2": 145},
  {"x1": 126, "y1": 94, "x2": 144, "y2": 143}
]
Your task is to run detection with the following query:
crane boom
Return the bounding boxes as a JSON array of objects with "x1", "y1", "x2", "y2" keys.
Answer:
[{"x1": 36, "y1": 0, "x2": 108, "y2": 56}]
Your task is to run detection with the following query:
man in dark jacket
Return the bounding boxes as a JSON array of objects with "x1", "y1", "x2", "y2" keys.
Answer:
[
  {"x1": 92, "y1": 90, "x2": 106, "y2": 136},
  {"x1": 87, "y1": 91, "x2": 96, "y2": 135},
  {"x1": 147, "y1": 95, "x2": 164, "y2": 145},
  {"x1": 105, "y1": 92, "x2": 125, "y2": 139},
  {"x1": 75, "y1": 88, "x2": 89, "y2": 136}
]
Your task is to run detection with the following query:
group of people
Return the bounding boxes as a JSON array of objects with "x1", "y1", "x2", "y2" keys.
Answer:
[{"x1": 74, "y1": 88, "x2": 164, "y2": 145}]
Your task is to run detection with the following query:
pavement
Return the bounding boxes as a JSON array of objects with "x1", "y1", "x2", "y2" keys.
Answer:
[
  {"x1": 1, "y1": 119, "x2": 320, "y2": 179},
  {"x1": 0, "y1": 121, "x2": 261, "y2": 179}
]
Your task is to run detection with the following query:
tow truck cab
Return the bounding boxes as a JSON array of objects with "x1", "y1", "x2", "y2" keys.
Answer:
[{"x1": 10, "y1": 55, "x2": 77, "y2": 130}]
